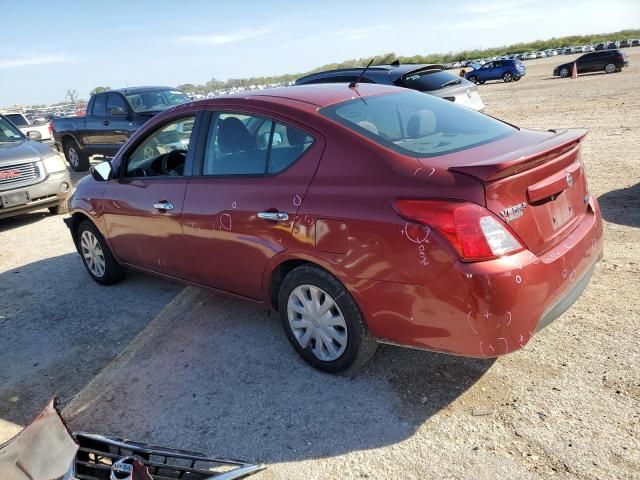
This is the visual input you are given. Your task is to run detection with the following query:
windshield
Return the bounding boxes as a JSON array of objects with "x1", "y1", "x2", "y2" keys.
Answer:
[
  {"x1": 320, "y1": 90, "x2": 514, "y2": 157},
  {"x1": 5, "y1": 113, "x2": 29, "y2": 127},
  {"x1": 125, "y1": 89, "x2": 190, "y2": 113},
  {"x1": 402, "y1": 70, "x2": 463, "y2": 91},
  {"x1": 0, "y1": 116, "x2": 25, "y2": 143}
]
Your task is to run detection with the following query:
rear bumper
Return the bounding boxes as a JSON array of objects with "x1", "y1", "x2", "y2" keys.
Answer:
[
  {"x1": 353, "y1": 196, "x2": 604, "y2": 357},
  {"x1": 0, "y1": 171, "x2": 72, "y2": 220}
]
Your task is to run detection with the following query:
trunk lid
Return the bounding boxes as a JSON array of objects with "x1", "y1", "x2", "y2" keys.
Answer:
[{"x1": 447, "y1": 128, "x2": 589, "y2": 255}]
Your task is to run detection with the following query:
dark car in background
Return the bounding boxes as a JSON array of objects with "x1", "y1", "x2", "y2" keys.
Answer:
[
  {"x1": 51, "y1": 86, "x2": 190, "y2": 171},
  {"x1": 295, "y1": 63, "x2": 485, "y2": 111},
  {"x1": 0, "y1": 114, "x2": 71, "y2": 220},
  {"x1": 553, "y1": 50, "x2": 628, "y2": 78},
  {"x1": 465, "y1": 59, "x2": 526, "y2": 84}
]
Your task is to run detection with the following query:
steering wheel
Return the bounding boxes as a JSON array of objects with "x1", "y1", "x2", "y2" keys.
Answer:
[{"x1": 161, "y1": 149, "x2": 187, "y2": 176}]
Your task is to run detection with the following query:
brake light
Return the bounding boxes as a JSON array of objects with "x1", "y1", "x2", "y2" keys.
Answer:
[{"x1": 394, "y1": 199, "x2": 524, "y2": 262}]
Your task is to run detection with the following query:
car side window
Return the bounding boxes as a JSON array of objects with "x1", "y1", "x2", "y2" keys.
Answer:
[
  {"x1": 124, "y1": 115, "x2": 195, "y2": 178},
  {"x1": 203, "y1": 113, "x2": 314, "y2": 176},
  {"x1": 107, "y1": 94, "x2": 128, "y2": 116},
  {"x1": 92, "y1": 95, "x2": 107, "y2": 117}
]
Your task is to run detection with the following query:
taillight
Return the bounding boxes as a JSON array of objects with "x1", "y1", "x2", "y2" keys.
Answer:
[{"x1": 394, "y1": 199, "x2": 524, "y2": 262}]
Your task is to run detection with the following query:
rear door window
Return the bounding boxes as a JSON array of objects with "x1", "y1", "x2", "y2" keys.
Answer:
[
  {"x1": 320, "y1": 90, "x2": 514, "y2": 157},
  {"x1": 92, "y1": 95, "x2": 107, "y2": 117},
  {"x1": 203, "y1": 113, "x2": 314, "y2": 175}
]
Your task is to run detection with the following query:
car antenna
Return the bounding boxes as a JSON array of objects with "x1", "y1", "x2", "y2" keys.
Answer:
[{"x1": 349, "y1": 59, "x2": 374, "y2": 88}]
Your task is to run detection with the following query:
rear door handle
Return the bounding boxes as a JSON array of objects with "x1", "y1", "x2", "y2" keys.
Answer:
[
  {"x1": 153, "y1": 201, "x2": 174, "y2": 211},
  {"x1": 258, "y1": 211, "x2": 288, "y2": 222}
]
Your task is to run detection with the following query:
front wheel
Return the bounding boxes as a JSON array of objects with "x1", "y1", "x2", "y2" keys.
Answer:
[
  {"x1": 513, "y1": 75, "x2": 521, "y2": 81},
  {"x1": 278, "y1": 265, "x2": 377, "y2": 373},
  {"x1": 468, "y1": 75, "x2": 478, "y2": 84},
  {"x1": 63, "y1": 139, "x2": 89, "y2": 172},
  {"x1": 605, "y1": 63, "x2": 617, "y2": 73},
  {"x1": 77, "y1": 220, "x2": 126, "y2": 285},
  {"x1": 560, "y1": 67, "x2": 570, "y2": 78}
]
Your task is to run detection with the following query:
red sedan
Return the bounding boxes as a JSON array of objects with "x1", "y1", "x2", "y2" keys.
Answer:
[{"x1": 65, "y1": 84, "x2": 603, "y2": 372}]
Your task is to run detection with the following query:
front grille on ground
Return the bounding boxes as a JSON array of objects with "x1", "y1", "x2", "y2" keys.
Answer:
[
  {"x1": 74, "y1": 432, "x2": 265, "y2": 480},
  {"x1": 0, "y1": 162, "x2": 41, "y2": 190}
]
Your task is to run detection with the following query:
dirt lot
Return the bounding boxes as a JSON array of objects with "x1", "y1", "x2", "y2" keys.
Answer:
[{"x1": 1, "y1": 51, "x2": 639, "y2": 479}]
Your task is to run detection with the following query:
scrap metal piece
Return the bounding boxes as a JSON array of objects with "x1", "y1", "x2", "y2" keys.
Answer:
[{"x1": 0, "y1": 397, "x2": 78, "y2": 480}]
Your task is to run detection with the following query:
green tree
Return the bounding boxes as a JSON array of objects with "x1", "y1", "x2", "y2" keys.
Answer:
[{"x1": 90, "y1": 86, "x2": 111, "y2": 95}]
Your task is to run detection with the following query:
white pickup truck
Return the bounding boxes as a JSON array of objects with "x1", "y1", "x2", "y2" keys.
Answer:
[{"x1": 4, "y1": 113, "x2": 53, "y2": 144}]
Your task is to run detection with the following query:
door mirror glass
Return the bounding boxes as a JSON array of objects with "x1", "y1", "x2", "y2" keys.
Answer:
[
  {"x1": 26, "y1": 130, "x2": 42, "y2": 141},
  {"x1": 91, "y1": 161, "x2": 113, "y2": 181}
]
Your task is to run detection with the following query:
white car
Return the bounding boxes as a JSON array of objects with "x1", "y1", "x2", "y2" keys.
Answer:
[{"x1": 3, "y1": 113, "x2": 52, "y2": 143}]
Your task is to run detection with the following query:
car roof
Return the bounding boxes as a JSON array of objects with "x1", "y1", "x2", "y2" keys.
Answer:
[
  {"x1": 297, "y1": 63, "x2": 443, "y2": 84},
  {"x1": 186, "y1": 83, "x2": 404, "y2": 109}
]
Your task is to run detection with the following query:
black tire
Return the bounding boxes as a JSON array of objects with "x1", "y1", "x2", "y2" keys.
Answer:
[
  {"x1": 468, "y1": 75, "x2": 478, "y2": 84},
  {"x1": 502, "y1": 71, "x2": 513, "y2": 82},
  {"x1": 478, "y1": 80, "x2": 486, "y2": 84},
  {"x1": 604, "y1": 63, "x2": 617, "y2": 74},
  {"x1": 513, "y1": 75, "x2": 521, "y2": 81},
  {"x1": 278, "y1": 265, "x2": 377, "y2": 374},
  {"x1": 63, "y1": 139, "x2": 90, "y2": 172},
  {"x1": 76, "y1": 220, "x2": 126, "y2": 285},
  {"x1": 48, "y1": 198, "x2": 69, "y2": 215}
]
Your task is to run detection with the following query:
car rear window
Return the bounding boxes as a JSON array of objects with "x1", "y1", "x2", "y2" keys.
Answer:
[
  {"x1": 320, "y1": 90, "x2": 514, "y2": 157},
  {"x1": 402, "y1": 70, "x2": 464, "y2": 92}
]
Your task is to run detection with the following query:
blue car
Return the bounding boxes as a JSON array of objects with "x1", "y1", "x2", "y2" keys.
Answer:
[{"x1": 465, "y1": 59, "x2": 526, "y2": 84}]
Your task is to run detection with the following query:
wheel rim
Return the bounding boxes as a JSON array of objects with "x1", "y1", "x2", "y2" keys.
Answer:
[
  {"x1": 504, "y1": 73, "x2": 512, "y2": 81},
  {"x1": 80, "y1": 230, "x2": 106, "y2": 277},
  {"x1": 68, "y1": 146, "x2": 79, "y2": 167},
  {"x1": 561, "y1": 68, "x2": 568, "y2": 77},
  {"x1": 287, "y1": 285, "x2": 348, "y2": 362},
  {"x1": 606, "y1": 64, "x2": 615, "y2": 73},
  {"x1": 470, "y1": 76, "x2": 477, "y2": 83}
]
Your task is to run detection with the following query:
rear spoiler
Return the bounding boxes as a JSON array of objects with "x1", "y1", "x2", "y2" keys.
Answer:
[
  {"x1": 389, "y1": 64, "x2": 444, "y2": 83},
  {"x1": 449, "y1": 129, "x2": 587, "y2": 181}
]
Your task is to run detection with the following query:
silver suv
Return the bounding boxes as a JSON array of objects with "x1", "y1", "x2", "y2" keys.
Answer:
[{"x1": 0, "y1": 114, "x2": 71, "y2": 220}]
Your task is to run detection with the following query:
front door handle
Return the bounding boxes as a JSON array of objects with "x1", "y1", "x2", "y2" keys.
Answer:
[
  {"x1": 153, "y1": 201, "x2": 174, "y2": 211},
  {"x1": 258, "y1": 211, "x2": 289, "y2": 222}
]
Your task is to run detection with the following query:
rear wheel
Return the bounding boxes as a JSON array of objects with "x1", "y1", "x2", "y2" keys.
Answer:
[
  {"x1": 278, "y1": 265, "x2": 377, "y2": 373},
  {"x1": 605, "y1": 63, "x2": 617, "y2": 73},
  {"x1": 468, "y1": 75, "x2": 478, "y2": 84},
  {"x1": 77, "y1": 220, "x2": 125, "y2": 285},
  {"x1": 502, "y1": 71, "x2": 513, "y2": 82},
  {"x1": 63, "y1": 139, "x2": 89, "y2": 172}
]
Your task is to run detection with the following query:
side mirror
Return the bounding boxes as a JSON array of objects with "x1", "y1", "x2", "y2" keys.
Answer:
[
  {"x1": 91, "y1": 161, "x2": 113, "y2": 182},
  {"x1": 26, "y1": 130, "x2": 42, "y2": 141}
]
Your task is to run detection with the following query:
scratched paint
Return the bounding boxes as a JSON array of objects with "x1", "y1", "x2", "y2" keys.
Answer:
[
  {"x1": 401, "y1": 222, "x2": 430, "y2": 266},
  {"x1": 219, "y1": 213, "x2": 232, "y2": 231},
  {"x1": 292, "y1": 194, "x2": 302, "y2": 207}
]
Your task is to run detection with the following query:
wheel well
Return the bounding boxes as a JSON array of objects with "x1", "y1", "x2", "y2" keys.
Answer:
[
  {"x1": 268, "y1": 259, "x2": 316, "y2": 310},
  {"x1": 68, "y1": 212, "x2": 92, "y2": 248},
  {"x1": 61, "y1": 134, "x2": 76, "y2": 148}
]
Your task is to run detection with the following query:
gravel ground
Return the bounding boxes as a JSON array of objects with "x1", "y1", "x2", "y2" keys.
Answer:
[{"x1": 1, "y1": 51, "x2": 639, "y2": 479}]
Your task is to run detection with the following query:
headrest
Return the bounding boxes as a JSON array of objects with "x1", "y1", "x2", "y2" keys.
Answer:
[
  {"x1": 286, "y1": 125, "x2": 307, "y2": 146},
  {"x1": 218, "y1": 117, "x2": 254, "y2": 153},
  {"x1": 407, "y1": 110, "x2": 437, "y2": 137},
  {"x1": 357, "y1": 121, "x2": 379, "y2": 135}
]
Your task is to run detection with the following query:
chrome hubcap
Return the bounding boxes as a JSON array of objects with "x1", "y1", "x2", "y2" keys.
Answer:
[
  {"x1": 287, "y1": 285, "x2": 348, "y2": 362},
  {"x1": 68, "y1": 147, "x2": 79, "y2": 167},
  {"x1": 80, "y1": 230, "x2": 105, "y2": 277},
  {"x1": 606, "y1": 64, "x2": 615, "y2": 73}
]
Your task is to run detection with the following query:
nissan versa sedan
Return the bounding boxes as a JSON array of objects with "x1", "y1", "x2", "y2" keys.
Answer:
[{"x1": 64, "y1": 84, "x2": 603, "y2": 373}]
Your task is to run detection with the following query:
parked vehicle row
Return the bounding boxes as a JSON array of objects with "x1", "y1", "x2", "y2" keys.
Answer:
[
  {"x1": 64, "y1": 83, "x2": 603, "y2": 373},
  {"x1": 3, "y1": 112, "x2": 53, "y2": 144}
]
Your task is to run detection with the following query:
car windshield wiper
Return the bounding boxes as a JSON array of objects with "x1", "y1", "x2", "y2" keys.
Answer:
[{"x1": 440, "y1": 79, "x2": 462, "y2": 88}]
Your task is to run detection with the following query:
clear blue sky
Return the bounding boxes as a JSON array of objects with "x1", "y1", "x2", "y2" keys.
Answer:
[{"x1": 1, "y1": 0, "x2": 638, "y2": 106}]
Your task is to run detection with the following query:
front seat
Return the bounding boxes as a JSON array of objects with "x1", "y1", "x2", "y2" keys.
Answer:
[
  {"x1": 215, "y1": 117, "x2": 261, "y2": 174},
  {"x1": 407, "y1": 110, "x2": 437, "y2": 138}
]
